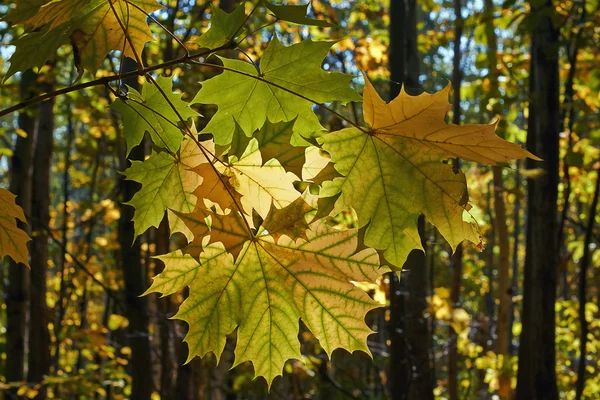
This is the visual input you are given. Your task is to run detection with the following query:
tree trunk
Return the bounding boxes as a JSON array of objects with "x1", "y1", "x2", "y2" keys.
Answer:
[
  {"x1": 28, "y1": 70, "x2": 55, "y2": 400},
  {"x1": 118, "y1": 59, "x2": 154, "y2": 400},
  {"x1": 6, "y1": 69, "x2": 37, "y2": 398},
  {"x1": 515, "y1": 0, "x2": 560, "y2": 398},
  {"x1": 155, "y1": 216, "x2": 175, "y2": 400},
  {"x1": 388, "y1": 0, "x2": 433, "y2": 399},
  {"x1": 405, "y1": 220, "x2": 434, "y2": 400},
  {"x1": 483, "y1": 0, "x2": 512, "y2": 395},
  {"x1": 493, "y1": 167, "x2": 511, "y2": 398},
  {"x1": 575, "y1": 165, "x2": 600, "y2": 399},
  {"x1": 448, "y1": 0, "x2": 463, "y2": 398},
  {"x1": 388, "y1": 0, "x2": 409, "y2": 397},
  {"x1": 175, "y1": 288, "x2": 205, "y2": 400},
  {"x1": 508, "y1": 159, "x2": 521, "y2": 355},
  {"x1": 557, "y1": 4, "x2": 585, "y2": 300},
  {"x1": 53, "y1": 108, "x2": 75, "y2": 374}
]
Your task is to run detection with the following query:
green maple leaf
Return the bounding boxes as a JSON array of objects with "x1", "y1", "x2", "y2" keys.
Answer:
[
  {"x1": 122, "y1": 137, "x2": 211, "y2": 239},
  {"x1": 144, "y1": 133, "x2": 387, "y2": 385},
  {"x1": 7, "y1": 0, "x2": 161, "y2": 77},
  {"x1": 192, "y1": 37, "x2": 361, "y2": 145},
  {"x1": 0, "y1": 188, "x2": 31, "y2": 267},
  {"x1": 5, "y1": 25, "x2": 70, "y2": 80},
  {"x1": 319, "y1": 77, "x2": 536, "y2": 268},
  {"x1": 265, "y1": 1, "x2": 335, "y2": 27},
  {"x1": 145, "y1": 220, "x2": 387, "y2": 385},
  {"x1": 195, "y1": 3, "x2": 246, "y2": 49},
  {"x1": 112, "y1": 76, "x2": 198, "y2": 155}
]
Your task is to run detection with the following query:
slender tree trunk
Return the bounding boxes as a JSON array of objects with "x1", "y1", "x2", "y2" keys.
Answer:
[
  {"x1": 6, "y1": 69, "x2": 37, "y2": 398},
  {"x1": 508, "y1": 159, "x2": 521, "y2": 355},
  {"x1": 155, "y1": 216, "x2": 175, "y2": 400},
  {"x1": 118, "y1": 59, "x2": 154, "y2": 400},
  {"x1": 388, "y1": 0, "x2": 409, "y2": 396},
  {"x1": 485, "y1": 183, "x2": 496, "y2": 322},
  {"x1": 515, "y1": 0, "x2": 560, "y2": 398},
  {"x1": 448, "y1": 2, "x2": 463, "y2": 399},
  {"x1": 388, "y1": 1, "x2": 433, "y2": 399},
  {"x1": 53, "y1": 109, "x2": 75, "y2": 374},
  {"x1": 175, "y1": 289, "x2": 205, "y2": 400},
  {"x1": 483, "y1": 1, "x2": 511, "y2": 395},
  {"x1": 405, "y1": 220, "x2": 433, "y2": 400},
  {"x1": 575, "y1": 165, "x2": 600, "y2": 399},
  {"x1": 28, "y1": 71, "x2": 55, "y2": 400},
  {"x1": 493, "y1": 167, "x2": 511, "y2": 398},
  {"x1": 557, "y1": 3, "x2": 585, "y2": 300}
]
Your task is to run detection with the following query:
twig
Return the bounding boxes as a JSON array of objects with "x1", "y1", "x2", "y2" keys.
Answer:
[{"x1": 0, "y1": 45, "x2": 231, "y2": 118}]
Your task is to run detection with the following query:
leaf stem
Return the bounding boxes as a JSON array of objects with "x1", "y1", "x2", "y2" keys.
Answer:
[
  {"x1": 108, "y1": 0, "x2": 144, "y2": 68},
  {"x1": 142, "y1": 73, "x2": 255, "y2": 237}
]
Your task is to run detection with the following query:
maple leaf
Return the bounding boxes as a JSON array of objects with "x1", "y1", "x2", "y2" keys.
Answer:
[
  {"x1": 265, "y1": 1, "x2": 334, "y2": 27},
  {"x1": 177, "y1": 204, "x2": 250, "y2": 258},
  {"x1": 304, "y1": 148, "x2": 342, "y2": 185},
  {"x1": 177, "y1": 137, "x2": 302, "y2": 256},
  {"x1": 190, "y1": 163, "x2": 242, "y2": 213},
  {"x1": 145, "y1": 220, "x2": 388, "y2": 385},
  {"x1": 195, "y1": 3, "x2": 246, "y2": 49},
  {"x1": 319, "y1": 78, "x2": 536, "y2": 268},
  {"x1": 224, "y1": 138, "x2": 302, "y2": 218},
  {"x1": 122, "y1": 137, "x2": 210, "y2": 239},
  {"x1": 362, "y1": 78, "x2": 539, "y2": 165},
  {"x1": 261, "y1": 196, "x2": 314, "y2": 242},
  {"x1": 225, "y1": 119, "x2": 310, "y2": 179},
  {"x1": 252, "y1": 119, "x2": 309, "y2": 179},
  {"x1": 0, "y1": 188, "x2": 31, "y2": 267},
  {"x1": 5, "y1": 25, "x2": 70, "y2": 80},
  {"x1": 112, "y1": 76, "x2": 198, "y2": 155},
  {"x1": 8, "y1": 0, "x2": 160, "y2": 77},
  {"x1": 193, "y1": 37, "x2": 361, "y2": 145}
]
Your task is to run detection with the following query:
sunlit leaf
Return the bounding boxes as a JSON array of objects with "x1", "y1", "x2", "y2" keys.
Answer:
[
  {"x1": 0, "y1": 188, "x2": 30, "y2": 267},
  {"x1": 193, "y1": 37, "x2": 361, "y2": 145},
  {"x1": 320, "y1": 77, "x2": 535, "y2": 267},
  {"x1": 195, "y1": 4, "x2": 246, "y2": 49},
  {"x1": 265, "y1": 1, "x2": 335, "y2": 27},
  {"x1": 112, "y1": 75, "x2": 198, "y2": 155},
  {"x1": 146, "y1": 220, "x2": 387, "y2": 385}
]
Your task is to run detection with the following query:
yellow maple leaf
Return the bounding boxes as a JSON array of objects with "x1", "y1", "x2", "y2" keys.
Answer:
[
  {"x1": 0, "y1": 188, "x2": 30, "y2": 267},
  {"x1": 320, "y1": 77, "x2": 538, "y2": 268},
  {"x1": 362, "y1": 77, "x2": 539, "y2": 165},
  {"x1": 26, "y1": 0, "x2": 161, "y2": 74}
]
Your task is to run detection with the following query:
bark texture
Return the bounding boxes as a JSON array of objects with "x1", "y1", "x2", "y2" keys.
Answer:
[
  {"x1": 448, "y1": 0, "x2": 463, "y2": 398},
  {"x1": 6, "y1": 69, "x2": 37, "y2": 398},
  {"x1": 388, "y1": 1, "x2": 433, "y2": 399},
  {"x1": 516, "y1": 1, "x2": 560, "y2": 398},
  {"x1": 27, "y1": 71, "x2": 55, "y2": 399}
]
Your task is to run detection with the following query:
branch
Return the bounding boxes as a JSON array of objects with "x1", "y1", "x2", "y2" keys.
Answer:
[{"x1": 0, "y1": 45, "x2": 231, "y2": 119}]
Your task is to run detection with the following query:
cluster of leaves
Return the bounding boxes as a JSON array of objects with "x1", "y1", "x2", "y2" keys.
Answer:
[{"x1": 3, "y1": 0, "x2": 535, "y2": 387}]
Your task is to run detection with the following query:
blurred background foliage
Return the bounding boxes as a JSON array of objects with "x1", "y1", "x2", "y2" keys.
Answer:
[{"x1": 0, "y1": 0, "x2": 599, "y2": 398}]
